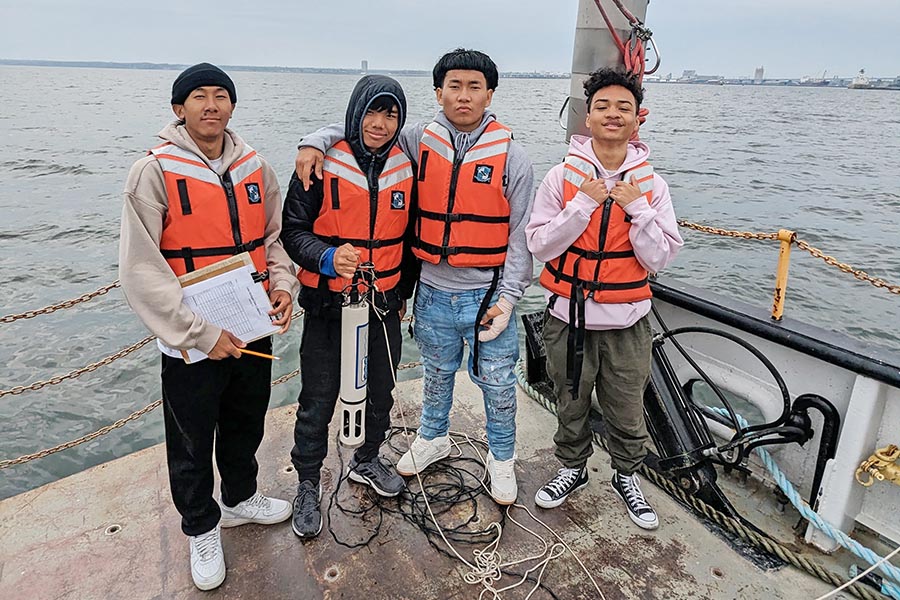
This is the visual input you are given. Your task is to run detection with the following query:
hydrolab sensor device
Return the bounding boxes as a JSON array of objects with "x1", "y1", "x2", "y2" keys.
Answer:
[{"x1": 338, "y1": 266, "x2": 373, "y2": 448}]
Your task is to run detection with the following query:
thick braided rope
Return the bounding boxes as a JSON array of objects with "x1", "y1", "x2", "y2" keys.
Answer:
[
  {"x1": 514, "y1": 361, "x2": 890, "y2": 600},
  {"x1": 710, "y1": 407, "x2": 900, "y2": 594}
]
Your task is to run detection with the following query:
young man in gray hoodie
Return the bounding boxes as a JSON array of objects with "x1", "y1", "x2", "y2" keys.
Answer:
[
  {"x1": 294, "y1": 48, "x2": 534, "y2": 504},
  {"x1": 119, "y1": 63, "x2": 296, "y2": 591}
]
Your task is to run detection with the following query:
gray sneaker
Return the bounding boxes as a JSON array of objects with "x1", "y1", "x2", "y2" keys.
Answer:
[
  {"x1": 291, "y1": 480, "x2": 322, "y2": 538},
  {"x1": 348, "y1": 455, "x2": 405, "y2": 497}
]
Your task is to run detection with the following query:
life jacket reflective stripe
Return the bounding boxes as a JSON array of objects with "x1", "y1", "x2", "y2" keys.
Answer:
[
  {"x1": 539, "y1": 156, "x2": 654, "y2": 304},
  {"x1": 297, "y1": 140, "x2": 414, "y2": 293},
  {"x1": 152, "y1": 142, "x2": 270, "y2": 289},
  {"x1": 539, "y1": 155, "x2": 655, "y2": 398},
  {"x1": 412, "y1": 120, "x2": 511, "y2": 267}
]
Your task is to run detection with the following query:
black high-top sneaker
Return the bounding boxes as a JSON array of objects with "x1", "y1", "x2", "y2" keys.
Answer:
[
  {"x1": 611, "y1": 471, "x2": 659, "y2": 530},
  {"x1": 534, "y1": 466, "x2": 589, "y2": 509}
]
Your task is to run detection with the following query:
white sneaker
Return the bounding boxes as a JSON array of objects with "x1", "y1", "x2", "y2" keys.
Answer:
[
  {"x1": 396, "y1": 434, "x2": 452, "y2": 476},
  {"x1": 486, "y1": 451, "x2": 517, "y2": 505},
  {"x1": 189, "y1": 524, "x2": 226, "y2": 591},
  {"x1": 220, "y1": 492, "x2": 292, "y2": 528}
]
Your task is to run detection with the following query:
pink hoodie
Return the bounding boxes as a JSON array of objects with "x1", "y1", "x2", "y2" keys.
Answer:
[{"x1": 526, "y1": 135, "x2": 683, "y2": 330}]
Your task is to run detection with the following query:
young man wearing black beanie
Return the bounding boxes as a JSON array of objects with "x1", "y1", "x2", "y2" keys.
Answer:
[{"x1": 119, "y1": 62, "x2": 297, "y2": 591}]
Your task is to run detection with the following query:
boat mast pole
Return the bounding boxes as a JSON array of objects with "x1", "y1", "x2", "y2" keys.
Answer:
[{"x1": 566, "y1": 0, "x2": 649, "y2": 141}]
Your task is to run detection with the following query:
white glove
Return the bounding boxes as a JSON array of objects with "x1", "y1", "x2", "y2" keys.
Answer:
[{"x1": 478, "y1": 297, "x2": 515, "y2": 342}]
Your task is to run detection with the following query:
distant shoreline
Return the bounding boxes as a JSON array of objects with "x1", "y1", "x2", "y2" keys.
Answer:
[
  {"x1": 0, "y1": 58, "x2": 569, "y2": 79},
  {"x1": 4, "y1": 59, "x2": 896, "y2": 87}
]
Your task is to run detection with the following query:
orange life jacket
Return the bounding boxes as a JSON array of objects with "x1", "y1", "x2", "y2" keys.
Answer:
[
  {"x1": 539, "y1": 154, "x2": 655, "y2": 304},
  {"x1": 412, "y1": 120, "x2": 511, "y2": 267},
  {"x1": 297, "y1": 140, "x2": 414, "y2": 293},
  {"x1": 152, "y1": 142, "x2": 270, "y2": 289}
]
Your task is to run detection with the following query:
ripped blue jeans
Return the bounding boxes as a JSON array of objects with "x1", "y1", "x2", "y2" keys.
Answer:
[{"x1": 413, "y1": 282, "x2": 518, "y2": 460}]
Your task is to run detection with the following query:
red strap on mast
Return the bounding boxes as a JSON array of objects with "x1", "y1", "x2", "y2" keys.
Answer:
[
  {"x1": 592, "y1": 0, "x2": 650, "y2": 82},
  {"x1": 592, "y1": 0, "x2": 653, "y2": 137}
]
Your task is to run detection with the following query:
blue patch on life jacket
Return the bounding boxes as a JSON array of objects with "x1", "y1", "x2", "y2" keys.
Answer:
[
  {"x1": 391, "y1": 190, "x2": 406, "y2": 209},
  {"x1": 245, "y1": 182, "x2": 262, "y2": 204},
  {"x1": 473, "y1": 164, "x2": 494, "y2": 184}
]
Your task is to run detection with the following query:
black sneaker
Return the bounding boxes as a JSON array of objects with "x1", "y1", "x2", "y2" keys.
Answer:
[
  {"x1": 348, "y1": 455, "x2": 405, "y2": 497},
  {"x1": 534, "y1": 466, "x2": 589, "y2": 508},
  {"x1": 611, "y1": 471, "x2": 659, "y2": 530},
  {"x1": 291, "y1": 480, "x2": 322, "y2": 538}
]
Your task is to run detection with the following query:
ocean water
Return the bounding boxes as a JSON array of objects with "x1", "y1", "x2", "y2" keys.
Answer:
[{"x1": 1, "y1": 66, "x2": 898, "y2": 499}]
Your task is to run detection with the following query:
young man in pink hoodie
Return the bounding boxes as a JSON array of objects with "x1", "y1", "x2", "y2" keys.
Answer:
[{"x1": 525, "y1": 68, "x2": 683, "y2": 529}]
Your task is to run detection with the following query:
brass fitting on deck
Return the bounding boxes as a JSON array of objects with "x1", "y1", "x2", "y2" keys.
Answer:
[{"x1": 855, "y1": 444, "x2": 900, "y2": 487}]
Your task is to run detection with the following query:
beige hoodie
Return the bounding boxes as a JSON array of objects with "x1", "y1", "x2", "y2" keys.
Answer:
[{"x1": 119, "y1": 122, "x2": 298, "y2": 354}]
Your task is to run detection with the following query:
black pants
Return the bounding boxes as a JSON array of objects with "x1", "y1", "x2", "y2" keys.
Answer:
[
  {"x1": 291, "y1": 309, "x2": 401, "y2": 484},
  {"x1": 161, "y1": 337, "x2": 273, "y2": 536}
]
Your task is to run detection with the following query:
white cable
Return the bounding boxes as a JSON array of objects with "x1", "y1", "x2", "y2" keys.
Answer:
[
  {"x1": 375, "y1": 299, "x2": 606, "y2": 599},
  {"x1": 812, "y1": 543, "x2": 900, "y2": 600}
]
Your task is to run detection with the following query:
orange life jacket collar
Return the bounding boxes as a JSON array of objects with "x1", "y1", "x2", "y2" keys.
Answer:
[
  {"x1": 412, "y1": 120, "x2": 512, "y2": 268},
  {"x1": 297, "y1": 140, "x2": 413, "y2": 293},
  {"x1": 151, "y1": 141, "x2": 270, "y2": 288}
]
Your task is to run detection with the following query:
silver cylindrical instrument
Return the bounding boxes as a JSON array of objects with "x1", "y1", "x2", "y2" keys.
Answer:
[{"x1": 338, "y1": 299, "x2": 369, "y2": 448}]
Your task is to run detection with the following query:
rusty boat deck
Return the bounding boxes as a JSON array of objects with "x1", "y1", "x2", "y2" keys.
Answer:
[{"x1": 0, "y1": 373, "x2": 851, "y2": 599}]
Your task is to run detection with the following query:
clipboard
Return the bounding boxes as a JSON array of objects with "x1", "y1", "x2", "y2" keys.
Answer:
[
  {"x1": 157, "y1": 252, "x2": 280, "y2": 363},
  {"x1": 177, "y1": 252, "x2": 257, "y2": 288}
]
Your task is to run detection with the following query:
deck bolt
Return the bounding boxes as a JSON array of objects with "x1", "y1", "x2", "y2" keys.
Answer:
[{"x1": 104, "y1": 524, "x2": 122, "y2": 536}]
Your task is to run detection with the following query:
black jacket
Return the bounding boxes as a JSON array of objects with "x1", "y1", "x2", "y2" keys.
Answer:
[{"x1": 281, "y1": 75, "x2": 420, "y2": 318}]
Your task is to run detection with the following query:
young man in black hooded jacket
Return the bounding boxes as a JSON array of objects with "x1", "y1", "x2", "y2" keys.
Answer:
[{"x1": 280, "y1": 75, "x2": 419, "y2": 538}]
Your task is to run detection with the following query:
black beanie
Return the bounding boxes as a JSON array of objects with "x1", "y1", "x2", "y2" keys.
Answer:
[{"x1": 171, "y1": 63, "x2": 237, "y2": 105}]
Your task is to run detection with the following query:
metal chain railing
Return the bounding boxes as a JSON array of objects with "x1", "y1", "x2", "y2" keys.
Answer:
[
  {"x1": 1, "y1": 281, "x2": 120, "y2": 324},
  {"x1": 1, "y1": 365, "x2": 304, "y2": 469},
  {"x1": 795, "y1": 239, "x2": 900, "y2": 295},
  {"x1": 676, "y1": 219, "x2": 779, "y2": 241},
  {"x1": 3, "y1": 220, "x2": 895, "y2": 329},
  {"x1": 0, "y1": 399, "x2": 163, "y2": 469},
  {"x1": 0, "y1": 357, "x2": 423, "y2": 468},
  {"x1": 2, "y1": 306, "x2": 413, "y2": 397},
  {"x1": 0, "y1": 335, "x2": 157, "y2": 398},
  {"x1": 678, "y1": 219, "x2": 900, "y2": 296}
]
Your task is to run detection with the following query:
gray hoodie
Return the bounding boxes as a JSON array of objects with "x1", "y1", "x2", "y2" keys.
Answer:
[
  {"x1": 119, "y1": 123, "x2": 297, "y2": 353},
  {"x1": 299, "y1": 109, "x2": 535, "y2": 303}
]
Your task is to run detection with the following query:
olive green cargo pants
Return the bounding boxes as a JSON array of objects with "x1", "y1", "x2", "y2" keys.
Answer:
[{"x1": 542, "y1": 311, "x2": 653, "y2": 474}]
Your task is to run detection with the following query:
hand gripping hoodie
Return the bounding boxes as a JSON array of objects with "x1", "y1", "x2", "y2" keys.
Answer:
[{"x1": 526, "y1": 135, "x2": 683, "y2": 330}]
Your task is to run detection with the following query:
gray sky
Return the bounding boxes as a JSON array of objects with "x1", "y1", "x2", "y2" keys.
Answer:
[{"x1": 3, "y1": 0, "x2": 899, "y2": 78}]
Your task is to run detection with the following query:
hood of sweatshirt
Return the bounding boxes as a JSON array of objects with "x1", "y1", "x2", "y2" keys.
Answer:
[
  {"x1": 566, "y1": 134, "x2": 650, "y2": 180},
  {"x1": 156, "y1": 121, "x2": 247, "y2": 174},
  {"x1": 433, "y1": 109, "x2": 498, "y2": 156},
  {"x1": 344, "y1": 75, "x2": 408, "y2": 172}
]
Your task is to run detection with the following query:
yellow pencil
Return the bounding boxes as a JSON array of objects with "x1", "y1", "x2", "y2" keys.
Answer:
[{"x1": 238, "y1": 348, "x2": 281, "y2": 361}]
